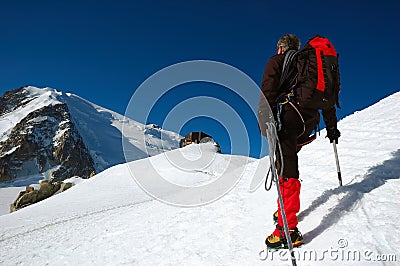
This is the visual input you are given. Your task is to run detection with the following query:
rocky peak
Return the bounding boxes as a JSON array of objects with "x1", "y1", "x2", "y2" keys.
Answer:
[
  {"x1": 0, "y1": 87, "x2": 95, "y2": 183},
  {"x1": 0, "y1": 86, "x2": 60, "y2": 116}
]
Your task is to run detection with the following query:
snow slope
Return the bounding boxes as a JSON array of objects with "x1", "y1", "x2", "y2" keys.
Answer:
[{"x1": 0, "y1": 92, "x2": 399, "y2": 265}]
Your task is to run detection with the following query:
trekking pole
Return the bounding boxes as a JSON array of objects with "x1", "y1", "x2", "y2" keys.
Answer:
[
  {"x1": 265, "y1": 122, "x2": 297, "y2": 266},
  {"x1": 332, "y1": 140, "x2": 342, "y2": 186}
]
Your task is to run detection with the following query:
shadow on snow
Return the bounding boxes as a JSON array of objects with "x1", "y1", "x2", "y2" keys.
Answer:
[{"x1": 299, "y1": 149, "x2": 400, "y2": 243}]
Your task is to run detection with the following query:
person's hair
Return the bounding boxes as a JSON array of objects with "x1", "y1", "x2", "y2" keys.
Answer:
[{"x1": 277, "y1": 34, "x2": 301, "y2": 52}]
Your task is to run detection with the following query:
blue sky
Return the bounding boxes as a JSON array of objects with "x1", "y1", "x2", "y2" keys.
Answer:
[{"x1": 1, "y1": 1, "x2": 399, "y2": 158}]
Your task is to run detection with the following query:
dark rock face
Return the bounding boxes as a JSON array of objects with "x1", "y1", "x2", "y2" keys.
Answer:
[
  {"x1": 0, "y1": 88, "x2": 95, "y2": 182},
  {"x1": 0, "y1": 87, "x2": 36, "y2": 115}
]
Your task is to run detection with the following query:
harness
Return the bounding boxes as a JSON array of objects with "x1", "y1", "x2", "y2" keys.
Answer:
[
  {"x1": 275, "y1": 91, "x2": 305, "y2": 137},
  {"x1": 276, "y1": 93, "x2": 319, "y2": 144}
]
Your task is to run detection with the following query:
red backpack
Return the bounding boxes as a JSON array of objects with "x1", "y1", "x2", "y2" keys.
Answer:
[{"x1": 295, "y1": 35, "x2": 341, "y2": 110}]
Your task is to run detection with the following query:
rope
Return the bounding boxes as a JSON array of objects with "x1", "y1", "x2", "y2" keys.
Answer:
[
  {"x1": 278, "y1": 50, "x2": 298, "y2": 90},
  {"x1": 264, "y1": 167, "x2": 273, "y2": 191},
  {"x1": 264, "y1": 126, "x2": 284, "y2": 191}
]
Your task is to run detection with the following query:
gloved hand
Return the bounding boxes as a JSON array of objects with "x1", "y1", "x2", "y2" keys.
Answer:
[{"x1": 327, "y1": 127, "x2": 341, "y2": 143}]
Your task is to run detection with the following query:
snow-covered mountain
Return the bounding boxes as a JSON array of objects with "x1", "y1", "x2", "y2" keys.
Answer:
[
  {"x1": 0, "y1": 91, "x2": 399, "y2": 265},
  {"x1": 0, "y1": 86, "x2": 181, "y2": 186}
]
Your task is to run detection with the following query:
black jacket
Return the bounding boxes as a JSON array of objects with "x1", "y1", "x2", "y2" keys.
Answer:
[{"x1": 258, "y1": 52, "x2": 338, "y2": 136}]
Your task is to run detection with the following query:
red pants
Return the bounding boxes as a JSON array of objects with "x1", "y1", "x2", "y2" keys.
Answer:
[{"x1": 274, "y1": 177, "x2": 301, "y2": 236}]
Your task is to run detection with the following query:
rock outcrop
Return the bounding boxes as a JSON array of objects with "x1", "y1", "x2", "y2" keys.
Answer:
[{"x1": 10, "y1": 180, "x2": 75, "y2": 212}]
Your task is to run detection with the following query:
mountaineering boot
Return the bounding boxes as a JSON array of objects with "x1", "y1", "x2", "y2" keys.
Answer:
[{"x1": 265, "y1": 225, "x2": 303, "y2": 249}]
